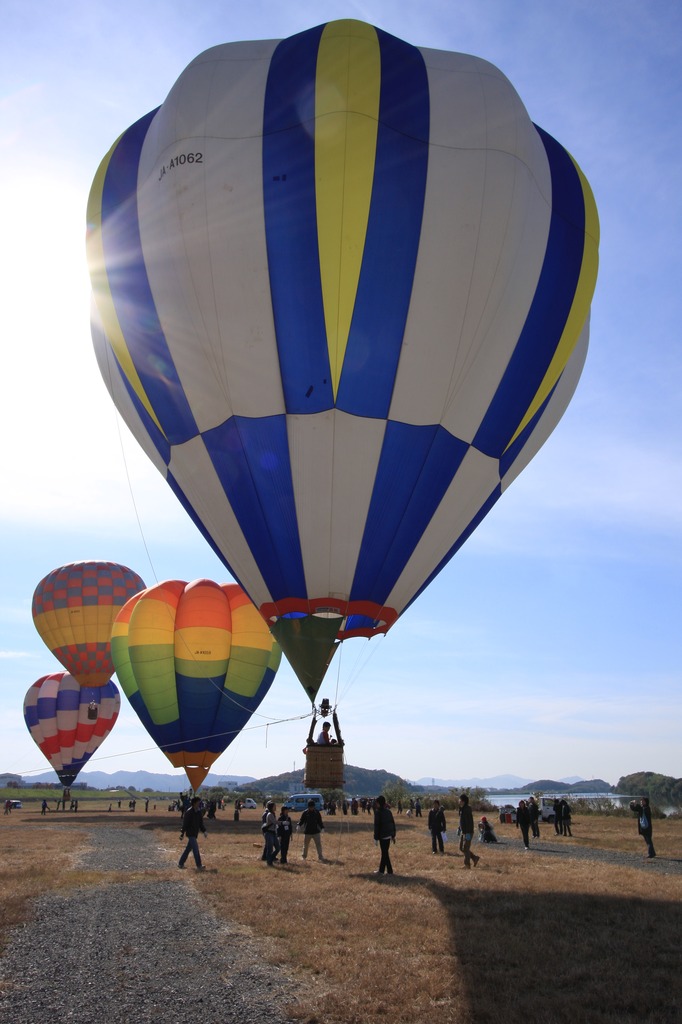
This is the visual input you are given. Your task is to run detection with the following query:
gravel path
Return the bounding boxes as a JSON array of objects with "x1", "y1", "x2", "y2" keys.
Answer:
[{"x1": 0, "y1": 827, "x2": 295, "y2": 1024}]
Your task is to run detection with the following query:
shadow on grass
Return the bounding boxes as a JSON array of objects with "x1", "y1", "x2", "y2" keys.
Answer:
[{"x1": 351, "y1": 870, "x2": 681, "y2": 1023}]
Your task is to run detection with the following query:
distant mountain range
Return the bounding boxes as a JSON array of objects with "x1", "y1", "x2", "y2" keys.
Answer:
[
  {"x1": 4, "y1": 767, "x2": 613, "y2": 795},
  {"x1": 413, "y1": 775, "x2": 585, "y2": 789},
  {"x1": 5, "y1": 769, "x2": 255, "y2": 790}
]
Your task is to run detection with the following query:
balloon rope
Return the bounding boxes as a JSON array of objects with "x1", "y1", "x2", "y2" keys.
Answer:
[
  {"x1": 102, "y1": 344, "x2": 159, "y2": 586},
  {"x1": 14, "y1": 709, "x2": 312, "y2": 778},
  {"x1": 333, "y1": 640, "x2": 342, "y2": 708},
  {"x1": 335, "y1": 633, "x2": 385, "y2": 706}
]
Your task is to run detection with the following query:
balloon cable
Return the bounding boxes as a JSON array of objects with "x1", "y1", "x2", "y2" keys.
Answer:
[
  {"x1": 101, "y1": 344, "x2": 159, "y2": 586},
  {"x1": 15, "y1": 708, "x2": 311, "y2": 779},
  {"x1": 335, "y1": 633, "x2": 386, "y2": 707}
]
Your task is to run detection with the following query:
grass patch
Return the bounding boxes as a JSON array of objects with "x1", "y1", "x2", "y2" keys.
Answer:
[{"x1": 1, "y1": 809, "x2": 680, "y2": 1023}]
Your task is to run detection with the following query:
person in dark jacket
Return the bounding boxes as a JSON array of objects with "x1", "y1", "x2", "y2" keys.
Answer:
[
  {"x1": 277, "y1": 806, "x2": 294, "y2": 864},
  {"x1": 179, "y1": 796, "x2": 207, "y2": 870},
  {"x1": 553, "y1": 797, "x2": 563, "y2": 836},
  {"x1": 373, "y1": 795, "x2": 396, "y2": 874},
  {"x1": 428, "y1": 800, "x2": 447, "y2": 854},
  {"x1": 516, "y1": 799, "x2": 531, "y2": 850},
  {"x1": 458, "y1": 794, "x2": 479, "y2": 869},
  {"x1": 560, "y1": 798, "x2": 573, "y2": 837},
  {"x1": 528, "y1": 796, "x2": 540, "y2": 839},
  {"x1": 478, "y1": 816, "x2": 497, "y2": 842},
  {"x1": 630, "y1": 797, "x2": 656, "y2": 858},
  {"x1": 298, "y1": 800, "x2": 325, "y2": 861},
  {"x1": 262, "y1": 800, "x2": 280, "y2": 866}
]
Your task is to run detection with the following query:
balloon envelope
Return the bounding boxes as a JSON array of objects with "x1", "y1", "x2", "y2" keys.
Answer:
[
  {"x1": 88, "y1": 19, "x2": 599, "y2": 699},
  {"x1": 23, "y1": 673, "x2": 121, "y2": 786},
  {"x1": 32, "y1": 561, "x2": 146, "y2": 686},
  {"x1": 111, "y1": 580, "x2": 282, "y2": 790}
]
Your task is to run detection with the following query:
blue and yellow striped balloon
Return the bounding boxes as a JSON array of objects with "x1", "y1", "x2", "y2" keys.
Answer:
[{"x1": 88, "y1": 20, "x2": 599, "y2": 701}]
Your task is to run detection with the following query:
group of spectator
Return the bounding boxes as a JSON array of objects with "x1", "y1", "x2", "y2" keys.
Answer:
[
  {"x1": 259, "y1": 799, "x2": 326, "y2": 867},
  {"x1": 551, "y1": 797, "x2": 574, "y2": 837}
]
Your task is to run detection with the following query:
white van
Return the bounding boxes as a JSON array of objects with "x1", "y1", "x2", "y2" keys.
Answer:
[
  {"x1": 283, "y1": 792, "x2": 324, "y2": 813},
  {"x1": 538, "y1": 797, "x2": 558, "y2": 823}
]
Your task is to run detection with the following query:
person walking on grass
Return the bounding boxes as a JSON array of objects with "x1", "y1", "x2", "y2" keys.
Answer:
[
  {"x1": 373, "y1": 795, "x2": 396, "y2": 875},
  {"x1": 179, "y1": 796, "x2": 207, "y2": 870},
  {"x1": 298, "y1": 799, "x2": 326, "y2": 861},
  {"x1": 458, "y1": 794, "x2": 479, "y2": 869},
  {"x1": 516, "y1": 799, "x2": 531, "y2": 850},
  {"x1": 428, "y1": 799, "x2": 447, "y2": 854},
  {"x1": 630, "y1": 797, "x2": 656, "y2": 859},
  {"x1": 528, "y1": 796, "x2": 540, "y2": 839}
]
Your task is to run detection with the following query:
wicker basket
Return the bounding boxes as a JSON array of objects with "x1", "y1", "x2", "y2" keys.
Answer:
[{"x1": 304, "y1": 744, "x2": 345, "y2": 789}]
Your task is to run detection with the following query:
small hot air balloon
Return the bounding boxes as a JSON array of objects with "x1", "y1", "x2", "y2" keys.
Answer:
[
  {"x1": 111, "y1": 579, "x2": 281, "y2": 790},
  {"x1": 32, "y1": 561, "x2": 146, "y2": 686},
  {"x1": 88, "y1": 20, "x2": 599, "y2": 701},
  {"x1": 23, "y1": 673, "x2": 121, "y2": 786}
]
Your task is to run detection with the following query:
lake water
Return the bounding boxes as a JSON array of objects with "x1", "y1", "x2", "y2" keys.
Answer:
[{"x1": 484, "y1": 791, "x2": 631, "y2": 807}]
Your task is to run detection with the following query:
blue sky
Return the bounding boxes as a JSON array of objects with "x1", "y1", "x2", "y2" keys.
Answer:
[{"x1": 1, "y1": 0, "x2": 680, "y2": 788}]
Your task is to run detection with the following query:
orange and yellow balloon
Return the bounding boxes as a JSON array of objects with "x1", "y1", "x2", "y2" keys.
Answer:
[{"x1": 111, "y1": 579, "x2": 281, "y2": 789}]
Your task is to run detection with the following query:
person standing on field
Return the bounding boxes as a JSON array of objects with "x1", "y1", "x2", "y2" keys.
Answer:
[
  {"x1": 428, "y1": 799, "x2": 447, "y2": 854},
  {"x1": 277, "y1": 806, "x2": 294, "y2": 864},
  {"x1": 630, "y1": 797, "x2": 656, "y2": 859},
  {"x1": 298, "y1": 799, "x2": 326, "y2": 861},
  {"x1": 373, "y1": 795, "x2": 396, "y2": 874},
  {"x1": 516, "y1": 799, "x2": 531, "y2": 850},
  {"x1": 553, "y1": 797, "x2": 563, "y2": 836},
  {"x1": 262, "y1": 800, "x2": 280, "y2": 866},
  {"x1": 560, "y1": 798, "x2": 573, "y2": 837},
  {"x1": 458, "y1": 794, "x2": 479, "y2": 869}
]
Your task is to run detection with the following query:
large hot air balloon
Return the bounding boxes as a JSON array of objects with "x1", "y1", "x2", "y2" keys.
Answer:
[
  {"x1": 23, "y1": 673, "x2": 121, "y2": 786},
  {"x1": 110, "y1": 579, "x2": 282, "y2": 790},
  {"x1": 32, "y1": 561, "x2": 146, "y2": 686},
  {"x1": 87, "y1": 19, "x2": 599, "y2": 701}
]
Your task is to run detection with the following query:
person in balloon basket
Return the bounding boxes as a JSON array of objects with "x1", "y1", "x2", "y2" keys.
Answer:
[
  {"x1": 298, "y1": 799, "x2": 326, "y2": 861},
  {"x1": 373, "y1": 795, "x2": 396, "y2": 874},
  {"x1": 316, "y1": 720, "x2": 332, "y2": 744},
  {"x1": 458, "y1": 794, "x2": 480, "y2": 869},
  {"x1": 630, "y1": 797, "x2": 656, "y2": 859},
  {"x1": 428, "y1": 799, "x2": 447, "y2": 854},
  {"x1": 179, "y1": 796, "x2": 207, "y2": 870}
]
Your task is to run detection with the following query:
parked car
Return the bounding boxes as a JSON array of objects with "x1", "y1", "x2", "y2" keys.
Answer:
[
  {"x1": 538, "y1": 797, "x2": 557, "y2": 823},
  {"x1": 283, "y1": 792, "x2": 324, "y2": 813},
  {"x1": 241, "y1": 798, "x2": 257, "y2": 809},
  {"x1": 9, "y1": 799, "x2": 22, "y2": 810}
]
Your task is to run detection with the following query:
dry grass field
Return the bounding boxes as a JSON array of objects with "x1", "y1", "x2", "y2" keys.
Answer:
[{"x1": 1, "y1": 804, "x2": 680, "y2": 1023}]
